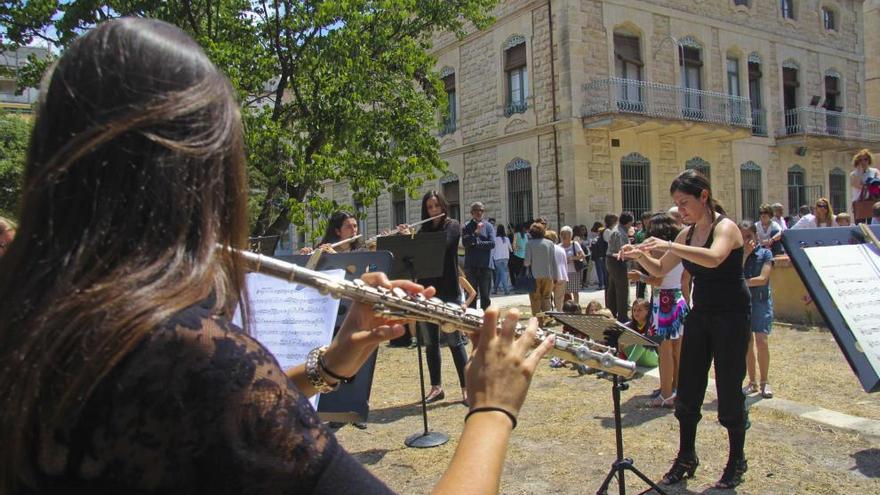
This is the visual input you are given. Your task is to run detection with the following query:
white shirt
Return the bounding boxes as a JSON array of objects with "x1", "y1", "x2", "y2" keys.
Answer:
[
  {"x1": 851, "y1": 167, "x2": 880, "y2": 200},
  {"x1": 553, "y1": 244, "x2": 568, "y2": 282},
  {"x1": 492, "y1": 236, "x2": 511, "y2": 261},
  {"x1": 791, "y1": 214, "x2": 837, "y2": 229},
  {"x1": 659, "y1": 262, "x2": 685, "y2": 290},
  {"x1": 772, "y1": 215, "x2": 788, "y2": 231},
  {"x1": 755, "y1": 220, "x2": 781, "y2": 243}
]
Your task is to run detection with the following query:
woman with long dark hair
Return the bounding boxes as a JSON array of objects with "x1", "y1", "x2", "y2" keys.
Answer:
[
  {"x1": 415, "y1": 191, "x2": 469, "y2": 404},
  {"x1": 0, "y1": 19, "x2": 553, "y2": 494},
  {"x1": 620, "y1": 169, "x2": 751, "y2": 489},
  {"x1": 299, "y1": 210, "x2": 362, "y2": 254}
]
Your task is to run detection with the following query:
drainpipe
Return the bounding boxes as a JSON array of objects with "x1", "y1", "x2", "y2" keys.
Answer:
[{"x1": 547, "y1": 0, "x2": 561, "y2": 227}]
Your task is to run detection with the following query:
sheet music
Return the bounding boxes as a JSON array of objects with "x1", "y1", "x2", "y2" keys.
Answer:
[
  {"x1": 234, "y1": 269, "x2": 345, "y2": 409},
  {"x1": 805, "y1": 243, "x2": 880, "y2": 375}
]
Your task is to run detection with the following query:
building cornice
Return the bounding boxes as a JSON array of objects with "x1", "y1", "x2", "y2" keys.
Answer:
[{"x1": 438, "y1": 117, "x2": 579, "y2": 158}]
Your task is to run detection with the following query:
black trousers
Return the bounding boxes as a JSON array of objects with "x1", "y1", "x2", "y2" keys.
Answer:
[
  {"x1": 418, "y1": 322, "x2": 468, "y2": 388},
  {"x1": 466, "y1": 266, "x2": 493, "y2": 309},
  {"x1": 604, "y1": 257, "x2": 630, "y2": 322},
  {"x1": 509, "y1": 255, "x2": 524, "y2": 286},
  {"x1": 674, "y1": 310, "x2": 751, "y2": 455}
]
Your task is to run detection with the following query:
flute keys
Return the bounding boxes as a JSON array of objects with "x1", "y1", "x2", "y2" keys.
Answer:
[{"x1": 391, "y1": 287, "x2": 408, "y2": 299}]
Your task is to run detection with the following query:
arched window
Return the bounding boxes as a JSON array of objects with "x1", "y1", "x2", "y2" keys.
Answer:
[
  {"x1": 741, "y1": 161, "x2": 762, "y2": 221},
  {"x1": 822, "y1": 6, "x2": 836, "y2": 31},
  {"x1": 783, "y1": 61, "x2": 800, "y2": 134},
  {"x1": 440, "y1": 174, "x2": 461, "y2": 221},
  {"x1": 613, "y1": 30, "x2": 643, "y2": 109},
  {"x1": 829, "y1": 167, "x2": 847, "y2": 214},
  {"x1": 748, "y1": 53, "x2": 765, "y2": 135},
  {"x1": 506, "y1": 159, "x2": 533, "y2": 226},
  {"x1": 621, "y1": 153, "x2": 652, "y2": 217},
  {"x1": 787, "y1": 165, "x2": 806, "y2": 214},
  {"x1": 503, "y1": 36, "x2": 528, "y2": 117},
  {"x1": 824, "y1": 71, "x2": 842, "y2": 135},
  {"x1": 679, "y1": 37, "x2": 703, "y2": 118},
  {"x1": 440, "y1": 67, "x2": 456, "y2": 135},
  {"x1": 781, "y1": 0, "x2": 795, "y2": 20},
  {"x1": 686, "y1": 157, "x2": 711, "y2": 184}
]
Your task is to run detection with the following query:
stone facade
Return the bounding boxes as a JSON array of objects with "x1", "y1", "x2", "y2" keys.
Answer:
[{"x1": 298, "y1": 0, "x2": 878, "y2": 250}]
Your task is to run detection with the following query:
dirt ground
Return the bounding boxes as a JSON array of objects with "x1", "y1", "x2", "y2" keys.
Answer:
[{"x1": 332, "y1": 323, "x2": 880, "y2": 494}]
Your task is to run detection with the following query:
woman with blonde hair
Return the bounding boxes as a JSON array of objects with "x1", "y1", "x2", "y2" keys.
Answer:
[
  {"x1": 791, "y1": 197, "x2": 836, "y2": 229},
  {"x1": 851, "y1": 149, "x2": 880, "y2": 223}
]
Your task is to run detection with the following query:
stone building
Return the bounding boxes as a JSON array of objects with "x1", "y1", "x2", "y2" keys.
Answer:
[
  {"x1": 288, "y1": 0, "x2": 880, "y2": 250},
  {"x1": 0, "y1": 47, "x2": 48, "y2": 114}
]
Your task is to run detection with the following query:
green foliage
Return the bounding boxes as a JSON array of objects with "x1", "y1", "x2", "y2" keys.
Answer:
[
  {"x1": 1, "y1": 0, "x2": 496, "y2": 246},
  {"x1": 0, "y1": 111, "x2": 31, "y2": 219}
]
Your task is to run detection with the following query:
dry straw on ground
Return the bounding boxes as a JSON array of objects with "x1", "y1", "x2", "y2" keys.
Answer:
[{"x1": 333, "y1": 323, "x2": 880, "y2": 494}]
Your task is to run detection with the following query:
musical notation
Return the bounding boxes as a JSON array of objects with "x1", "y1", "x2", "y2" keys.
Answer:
[
  {"x1": 234, "y1": 269, "x2": 345, "y2": 408},
  {"x1": 805, "y1": 243, "x2": 880, "y2": 375}
]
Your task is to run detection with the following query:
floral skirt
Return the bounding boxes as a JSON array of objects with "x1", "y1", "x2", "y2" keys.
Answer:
[{"x1": 650, "y1": 288, "x2": 688, "y2": 341}]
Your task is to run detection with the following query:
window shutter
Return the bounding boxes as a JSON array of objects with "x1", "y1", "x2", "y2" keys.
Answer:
[
  {"x1": 614, "y1": 34, "x2": 642, "y2": 66},
  {"x1": 505, "y1": 42, "x2": 527, "y2": 71}
]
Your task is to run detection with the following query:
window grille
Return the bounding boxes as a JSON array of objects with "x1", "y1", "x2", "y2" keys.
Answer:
[
  {"x1": 686, "y1": 157, "x2": 711, "y2": 185},
  {"x1": 506, "y1": 159, "x2": 533, "y2": 227},
  {"x1": 741, "y1": 161, "x2": 762, "y2": 221},
  {"x1": 621, "y1": 153, "x2": 652, "y2": 218}
]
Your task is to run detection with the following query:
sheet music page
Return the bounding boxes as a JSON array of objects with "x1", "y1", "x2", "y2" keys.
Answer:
[
  {"x1": 804, "y1": 244, "x2": 880, "y2": 375},
  {"x1": 234, "y1": 269, "x2": 345, "y2": 409}
]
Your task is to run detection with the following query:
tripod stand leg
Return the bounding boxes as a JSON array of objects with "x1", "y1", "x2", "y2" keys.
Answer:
[
  {"x1": 620, "y1": 465, "x2": 668, "y2": 495},
  {"x1": 595, "y1": 466, "x2": 619, "y2": 495}
]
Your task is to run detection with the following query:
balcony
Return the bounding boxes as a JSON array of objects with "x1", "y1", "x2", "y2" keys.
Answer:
[
  {"x1": 751, "y1": 108, "x2": 768, "y2": 137},
  {"x1": 582, "y1": 77, "x2": 752, "y2": 139},
  {"x1": 777, "y1": 107, "x2": 880, "y2": 149},
  {"x1": 504, "y1": 99, "x2": 528, "y2": 117}
]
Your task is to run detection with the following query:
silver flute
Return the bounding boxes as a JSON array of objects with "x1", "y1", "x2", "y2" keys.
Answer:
[
  {"x1": 234, "y1": 248, "x2": 637, "y2": 378},
  {"x1": 365, "y1": 213, "x2": 446, "y2": 246}
]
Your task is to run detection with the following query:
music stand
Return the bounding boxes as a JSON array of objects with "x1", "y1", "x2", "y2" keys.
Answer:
[
  {"x1": 547, "y1": 313, "x2": 667, "y2": 495},
  {"x1": 377, "y1": 231, "x2": 449, "y2": 448}
]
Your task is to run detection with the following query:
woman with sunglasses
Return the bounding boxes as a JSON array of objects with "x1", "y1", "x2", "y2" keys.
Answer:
[{"x1": 791, "y1": 197, "x2": 837, "y2": 229}]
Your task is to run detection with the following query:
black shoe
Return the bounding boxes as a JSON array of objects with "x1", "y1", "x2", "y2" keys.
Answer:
[
  {"x1": 714, "y1": 458, "x2": 747, "y2": 489},
  {"x1": 425, "y1": 389, "x2": 445, "y2": 404},
  {"x1": 661, "y1": 454, "x2": 699, "y2": 485},
  {"x1": 352, "y1": 422, "x2": 368, "y2": 430}
]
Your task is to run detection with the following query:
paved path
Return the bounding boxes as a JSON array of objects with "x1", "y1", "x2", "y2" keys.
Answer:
[{"x1": 489, "y1": 288, "x2": 880, "y2": 440}]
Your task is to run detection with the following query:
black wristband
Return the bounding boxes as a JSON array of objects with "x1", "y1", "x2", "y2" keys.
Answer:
[
  {"x1": 465, "y1": 406, "x2": 517, "y2": 430},
  {"x1": 318, "y1": 354, "x2": 356, "y2": 384}
]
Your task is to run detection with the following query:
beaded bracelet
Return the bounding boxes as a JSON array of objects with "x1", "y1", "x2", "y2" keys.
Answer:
[{"x1": 465, "y1": 406, "x2": 517, "y2": 430}]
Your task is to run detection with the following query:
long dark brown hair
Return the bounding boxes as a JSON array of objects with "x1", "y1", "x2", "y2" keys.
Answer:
[
  {"x1": 0, "y1": 18, "x2": 248, "y2": 489},
  {"x1": 419, "y1": 190, "x2": 452, "y2": 232},
  {"x1": 318, "y1": 210, "x2": 362, "y2": 249}
]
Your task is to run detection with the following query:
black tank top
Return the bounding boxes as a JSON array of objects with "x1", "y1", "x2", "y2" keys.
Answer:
[{"x1": 681, "y1": 215, "x2": 750, "y2": 313}]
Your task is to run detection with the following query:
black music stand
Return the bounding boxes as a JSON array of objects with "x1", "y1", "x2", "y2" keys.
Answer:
[
  {"x1": 782, "y1": 225, "x2": 880, "y2": 392},
  {"x1": 547, "y1": 313, "x2": 667, "y2": 495},
  {"x1": 377, "y1": 231, "x2": 449, "y2": 448}
]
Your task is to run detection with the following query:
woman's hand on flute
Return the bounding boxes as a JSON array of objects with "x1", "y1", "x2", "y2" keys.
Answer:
[
  {"x1": 322, "y1": 273, "x2": 435, "y2": 379},
  {"x1": 465, "y1": 309, "x2": 554, "y2": 419}
]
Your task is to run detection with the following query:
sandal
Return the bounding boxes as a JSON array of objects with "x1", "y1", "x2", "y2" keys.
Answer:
[
  {"x1": 760, "y1": 382, "x2": 773, "y2": 399},
  {"x1": 742, "y1": 382, "x2": 759, "y2": 395},
  {"x1": 714, "y1": 458, "x2": 748, "y2": 489},
  {"x1": 648, "y1": 393, "x2": 676, "y2": 408},
  {"x1": 425, "y1": 387, "x2": 445, "y2": 404},
  {"x1": 661, "y1": 454, "x2": 699, "y2": 485}
]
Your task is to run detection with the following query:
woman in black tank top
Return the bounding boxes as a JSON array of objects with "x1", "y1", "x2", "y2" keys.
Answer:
[{"x1": 619, "y1": 170, "x2": 751, "y2": 489}]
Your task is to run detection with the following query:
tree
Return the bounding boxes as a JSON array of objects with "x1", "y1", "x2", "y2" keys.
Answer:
[
  {"x1": 0, "y1": 111, "x2": 31, "y2": 219},
  {"x1": 1, "y1": 0, "x2": 496, "y2": 250}
]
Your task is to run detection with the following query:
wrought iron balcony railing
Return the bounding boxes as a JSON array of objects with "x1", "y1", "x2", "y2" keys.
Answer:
[
  {"x1": 582, "y1": 77, "x2": 752, "y2": 129},
  {"x1": 779, "y1": 107, "x2": 880, "y2": 141},
  {"x1": 751, "y1": 108, "x2": 768, "y2": 137},
  {"x1": 504, "y1": 99, "x2": 528, "y2": 117}
]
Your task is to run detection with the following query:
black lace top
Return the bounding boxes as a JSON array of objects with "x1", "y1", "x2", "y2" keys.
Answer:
[{"x1": 24, "y1": 297, "x2": 395, "y2": 494}]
